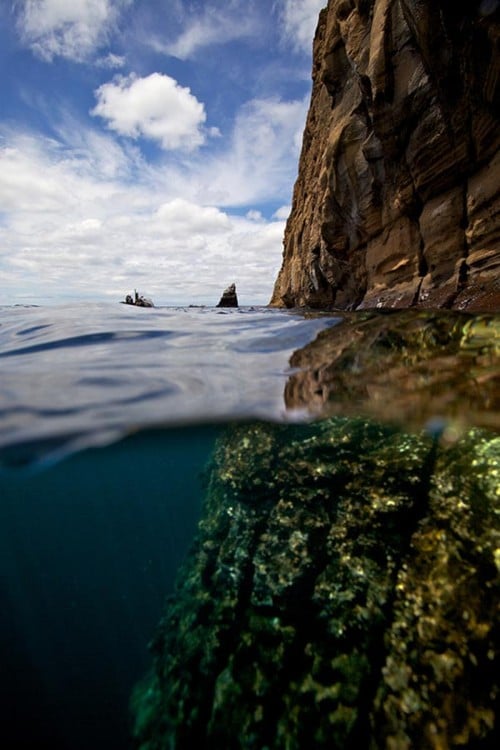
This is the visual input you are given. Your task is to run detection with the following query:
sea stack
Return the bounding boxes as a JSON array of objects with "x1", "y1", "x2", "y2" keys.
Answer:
[
  {"x1": 123, "y1": 291, "x2": 154, "y2": 307},
  {"x1": 271, "y1": 0, "x2": 500, "y2": 311},
  {"x1": 216, "y1": 283, "x2": 238, "y2": 308}
]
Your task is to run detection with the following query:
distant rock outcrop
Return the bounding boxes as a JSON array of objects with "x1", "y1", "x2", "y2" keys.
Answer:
[
  {"x1": 123, "y1": 291, "x2": 154, "y2": 307},
  {"x1": 271, "y1": 0, "x2": 500, "y2": 311},
  {"x1": 216, "y1": 283, "x2": 238, "y2": 308}
]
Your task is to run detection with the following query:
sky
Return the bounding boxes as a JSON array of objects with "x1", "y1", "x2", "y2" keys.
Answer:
[{"x1": 0, "y1": 0, "x2": 325, "y2": 306}]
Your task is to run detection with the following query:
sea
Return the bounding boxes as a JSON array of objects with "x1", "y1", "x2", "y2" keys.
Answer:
[
  {"x1": 0, "y1": 303, "x2": 340, "y2": 750},
  {"x1": 0, "y1": 302, "x2": 498, "y2": 749}
]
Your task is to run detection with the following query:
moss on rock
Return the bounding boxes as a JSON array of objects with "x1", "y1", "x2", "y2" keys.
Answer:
[{"x1": 132, "y1": 418, "x2": 499, "y2": 748}]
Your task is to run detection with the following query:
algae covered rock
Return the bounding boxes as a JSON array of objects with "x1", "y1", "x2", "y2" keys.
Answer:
[
  {"x1": 285, "y1": 310, "x2": 500, "y2": 433},
  {"x1": 374, "y1": 430, "x2": 500, "y2": 748},
  {"x1": 132, "y1": 418, "x2": 500, "y2": 749}
]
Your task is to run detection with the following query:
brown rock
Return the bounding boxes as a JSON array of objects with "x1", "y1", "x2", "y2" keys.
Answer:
[
  {"x1": 284, "y1": 309, "x2": 500, "y2": 433},
  {"x1": 270, "y1": 0, "x2": 500, "y2": 311},
  {"x1": 216, "y1": 283, "x2": 239, "y2": 308}
]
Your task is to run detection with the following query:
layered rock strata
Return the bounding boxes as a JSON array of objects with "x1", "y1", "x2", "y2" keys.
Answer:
[{"x1": 271, "y1": 0, "x2": 500, "y2": 310}]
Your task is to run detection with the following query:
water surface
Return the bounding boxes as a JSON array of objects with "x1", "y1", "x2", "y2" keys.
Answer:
[
  {"x1": 0, "y1": 303, "x2": 339, "y2": 749},
  {"x1": 0, "y1": 304, "x2": 498, "y2": 749},
  {"x1": 0, "y1": 304, "x2": 338, "y2": 465}
]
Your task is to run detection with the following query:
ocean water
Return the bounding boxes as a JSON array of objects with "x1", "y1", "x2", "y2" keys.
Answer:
[
  {"x1": 0, "y1": 303, "x2": 338, "y2": 750},
  {"x1": 0, "y1": 303, "x2": 498, "y2": 749}
]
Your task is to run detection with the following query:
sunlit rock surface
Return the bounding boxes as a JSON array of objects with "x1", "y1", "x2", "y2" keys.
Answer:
[
  {"x1": 271, "y1": 0, "x2": 500, "y2": 311},
  {"x1": 286, "y1": 310, "x2": 500, "y2": 432}
]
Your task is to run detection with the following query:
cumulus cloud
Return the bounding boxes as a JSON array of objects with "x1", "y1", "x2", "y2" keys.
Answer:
[
  {"x1": 280, "y1": 0, "x2": 325, "y2": 54},
  {"x1": 3, "y1": 3, "x2": 319, "y2": 306},
  {"x1": 16, "y1": 0, "x2": 131, "y2": 62},
  {"x1": 0, "y1": 128, "x2": 285, "y2": 305},
  {"x1": 91, "y1": 73, "x2": 208, "y2": 151},
  {"x1": 155, "y1": 199, "x2": 232, "y2": 236},
  {"x1": 273, "y1": 205, "x2": 291, "y2": 220}
]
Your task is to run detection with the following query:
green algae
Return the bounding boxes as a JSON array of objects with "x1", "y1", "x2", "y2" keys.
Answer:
[
  {"x1": 375, "y1": 430, "x2": 500, "y2": 749},
  {"x1": 132, "y1": 417, "x2": 499, "y2": 749}
]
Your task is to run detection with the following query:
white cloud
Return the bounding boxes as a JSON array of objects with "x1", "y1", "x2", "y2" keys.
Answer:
[
  {"x1": 91, "y1": 73, "x2": 208, "y2": 151},
  {"x1": 87, "y1": 94, "x2": 308, "y2": 210},
  {"x1": 247, "y1": 210, "x2": 263, "y2": 222},
  {"x1": 273, "y1": 205, "x2": 291, "y2": 220},
  {"x1": 0, "y1": 127, "x2": 286, "y2": 305},
  {"x1": 155, "y1": 199, "x2": 232, "y2": 236},
  {"x1": 95, "y1": 52, "x2": 126, "y2": 69},
  {"x1": 0, "y1": 3, "x2": 321, "y2": 307},
  {"x1": 16, "y1": 0, "x2": 131, "y2": 62},
  {"x1": 155, "y1": 3, "x2": 260, "y2": 60},
  {"x1": 280, "y1": 0, "x2": 325, "y2": 54},
  {"x1": 189, "y1": 96, "x2": 308, "y2": 206}
]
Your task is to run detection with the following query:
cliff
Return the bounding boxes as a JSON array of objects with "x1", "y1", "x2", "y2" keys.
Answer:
[{"x1": 271, "y1": 0, "x2": 500, "y2": 310}]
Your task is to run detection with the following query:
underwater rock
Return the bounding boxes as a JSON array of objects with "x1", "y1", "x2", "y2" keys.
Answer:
[
  {"x1": 216, "y1": 283, "x2": 239, "y2": 308},
  {"x1": 285, "y1": 309, "x2": 500, "y2": 433},
  {"x1": 132, "y1": 417, "x2": 500, "y2": 749}
]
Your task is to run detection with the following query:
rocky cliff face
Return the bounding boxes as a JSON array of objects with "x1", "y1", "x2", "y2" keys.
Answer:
[{"x1": 271, "y1": 0, "x2": 500, "y2": 310}]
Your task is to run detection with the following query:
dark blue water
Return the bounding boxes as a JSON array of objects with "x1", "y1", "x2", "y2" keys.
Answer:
[
  {"x1": 0, "y1": 427, "x2": 220, "y2": 749},
  {"x1": 0, "y1": 304, "x2": 339, "y2": 749}
]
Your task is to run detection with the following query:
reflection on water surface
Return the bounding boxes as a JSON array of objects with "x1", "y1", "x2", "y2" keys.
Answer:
[{"x1": 286, "y1": 310, "x2": 500, "y2": 434}]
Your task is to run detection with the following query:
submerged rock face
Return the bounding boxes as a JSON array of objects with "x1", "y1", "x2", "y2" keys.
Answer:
[
  {"x1": 132, "y1": 417, "x2": 500, "y2": 749},
  {"x1": 285, "y1": 310, "x2": 500, "y2": 431},
  {"x1": 131, "y1": 312, "x2": 500, "y2": 748},
  {"x1": 271, "y1": 0, "x2": 500, "y2": 311}
]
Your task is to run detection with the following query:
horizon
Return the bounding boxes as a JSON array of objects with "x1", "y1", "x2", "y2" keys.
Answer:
[{"x1": 0, "y1": 0, "x2": 325, "y2": 307}]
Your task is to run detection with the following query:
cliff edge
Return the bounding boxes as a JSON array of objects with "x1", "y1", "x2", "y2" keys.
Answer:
[{"x1": 271, "y1": 0, "x2": 500, "y2": 310}]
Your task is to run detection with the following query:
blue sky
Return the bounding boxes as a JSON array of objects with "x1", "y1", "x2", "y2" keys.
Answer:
[{"x1": 0, "y1": 0, "x2": 324, "y2": 305}]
